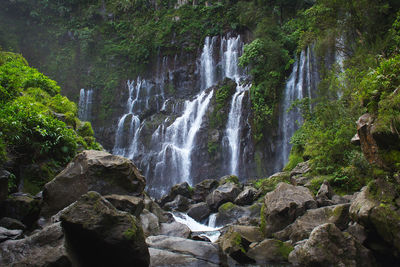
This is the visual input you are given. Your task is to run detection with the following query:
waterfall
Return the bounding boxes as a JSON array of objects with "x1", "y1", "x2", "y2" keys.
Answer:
[
  {"x1": 153, "y1": 89, "x2": 214, "y2": 196},
  {"x1": 112, "y1": 34, "x2": 249, "y2": 197},
  {"x1": 200, "y1": 36, "x2": 218, "y2": 90},
  {"x1": 78, "y1": 88, "x2": 93, "y2": 121},
  {"x1": 277, "y1": 47, "x2": 319, "y2": 171},
  {"x1": 221, "y1": 36, "x2": 250, "y2": 176},
  {"x1": 113, "y1": 79, "x2": 154, "y2": 157}
]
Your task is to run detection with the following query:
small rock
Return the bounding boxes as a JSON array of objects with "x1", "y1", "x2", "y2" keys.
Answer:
[
  {"x1": 104, "y1": 194, "x2": 144, "y2": 217},
  {"x1": 140, "y1": 209, "x2": 160, "y2": 236},
  {"x1": 206, "y1": 182, "x2": 241, "y2": 211},
  {"x1": 192, "y1": 179, "x2": 219, "y2": 203},
  {"x1": 163, "y1": 194, "x2": 191, "y2": 212},
  {"x1": 0, "y1": 226, "x2": 23, "y2": 242},
  {"x1": 215, "y1": 202, "x2": 250, "y2": 226},
  {"x1": 316, "y1": 180, "x2": 334, "y2": 207},
  {"x1": 147, "y1": 235, "x2": 220, "y2": 265},
  {"x1": 290, "y1": 161, "x2": 311, "y2": 177},
  {"x1": 332, "y1": 194, "x2": 350, "y2": 205},
  {"x1": 159, "y1": 182, "x2": 192, "y2": 206},
  {"x1": 290, "y1": 176, "x2": 313, "y2": 186},
  {"x1": 160, "y1": 221, "x2": 191, "y2": 238},
  {"x1": 187, "y1": 202, "x2": 211, "y2": 222},
  {"x1": 346, "y1": 222, "x2": 367, "y2": 244},
  {"x1": 0, "y1": 217, "x2": 26, "y2": 230},
  {"x1": 144, "y1": 195, "x2": 168, "y2": 223},
  {"x1": 234, "y1": 186, "x2": 258, "y2": 206}
]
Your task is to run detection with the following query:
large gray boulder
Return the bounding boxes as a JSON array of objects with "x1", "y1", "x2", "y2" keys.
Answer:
[
  {"x1": 274, "y1": 204, "x2": 350, "y2": 243},
  {"x1": 192, "y1": 179, "x2": 219, "y2": 203},
  {"x1": 0, "y1": 222, "x2": 71, "y2": 266},
  {"x1": 206, "y1": 182, "x2": 241, "y2": 211},
  {"x1": 147, "y1": 235, "x2": 220, "y2": 266},
  {"x1": 288, "y1": 223, "x2": 376, "y2": 267},
  {"x1": 42, "y1": 150, "x2": 146, "y2": 216},
  {"x1": 187, "y1": 202, "x2": 211, "y2": 222},
  {"x1": 60, "y1": 191, "x2": 149, "y2": 267},
  {"x1": 263, "y1": 183, "x2": 317, "y2": 236}
]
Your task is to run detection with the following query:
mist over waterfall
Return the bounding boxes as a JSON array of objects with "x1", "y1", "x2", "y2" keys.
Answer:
[
  {"x1": 78, "y1": 88, "x2": 93, "y2": 121},
  {"x1": 275, "y1": 47, "x2": 319, "y2": 172},
  {"x1": 111, "y1": 33, "x2": 252, "y2": 198}
]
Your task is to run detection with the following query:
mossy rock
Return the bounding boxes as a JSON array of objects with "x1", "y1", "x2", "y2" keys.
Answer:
[{"x1": 219, "y1": 175, "x2": 240, "y2": 185}]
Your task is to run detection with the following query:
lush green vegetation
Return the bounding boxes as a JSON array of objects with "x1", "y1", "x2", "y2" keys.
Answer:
[
  {"x1": 0, "y1": 50, "x2": 100, "y2": 194},
  {"x1": 284, "y1": 1, "x2": 400, "y2": 194}
]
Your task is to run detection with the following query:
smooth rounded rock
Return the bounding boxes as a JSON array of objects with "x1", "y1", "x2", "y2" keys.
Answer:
[{"x1": 42, "y1": 150, "x2": 146, "y2": 216}]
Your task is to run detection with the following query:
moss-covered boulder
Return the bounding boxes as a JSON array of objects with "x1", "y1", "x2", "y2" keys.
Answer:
[
  {"x1": 350, "y1": 183, "x2": 400, "y2": 258},
  {"x1": 215, "y1": 202, "x2": 251, "y2": 226},
  {"x1": 60, "y1": 191, "x2": 149, "y2": 267},
  {"x1": 219, "y1": 227, "x2": 255, "y2": 264},
  {"x1": 42, "y1": 150, "x2": 146, "y2": 216},
  {"x1": 246, "y1": 239, "x2": 293, "y2": 264},
  {"x1": 288, "y1": 223, "x2": 376, "y2": 267}
]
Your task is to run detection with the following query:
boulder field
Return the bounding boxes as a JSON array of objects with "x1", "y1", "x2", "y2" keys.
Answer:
[{"x1": 1, "y1": 150, "x2": 400, "y2": 266}]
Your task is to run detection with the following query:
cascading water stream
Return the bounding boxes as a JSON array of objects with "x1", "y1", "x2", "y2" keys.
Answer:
[
  {"x1": 221, "y1": 35, "x2": 250, "y2": 176},
  {"x1": 153, "y1": 89, "x2": 214, "y2": 194},
  {"x1": 112, "y1": 34, "x2": 250, "y2": 197},
  {"x1": 277, "y1": 47, "x2": 319, "y2": 171},
  {"x1": 113, "y1": 79, "x2": 151, "y2": 157},
  {"x1": 78, "y1": 88, "x2": 93, "y2": 121},
  {"x1": 171, "y1": 212, "x2": 221, "y2": 243}
]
